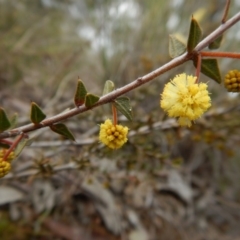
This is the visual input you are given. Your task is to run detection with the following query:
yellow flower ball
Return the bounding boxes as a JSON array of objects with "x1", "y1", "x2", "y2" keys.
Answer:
[
  {"x1": 0, "y1": 149, "x2": 15, "y2": 162},
  {"x1": 0, "y1": 158, "x2": 11, "y2": 178},
  {"x1": 160, "y1": 73, "x2": 211, "y2": 127},
  {"x1": 99, "y1": 119, "x2": 129, "y2": 149},
  {"x1": 224, "y1": 69, "x2": 240, "y2": 92}
]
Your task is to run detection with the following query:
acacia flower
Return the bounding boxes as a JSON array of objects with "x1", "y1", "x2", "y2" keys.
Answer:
[
  {"x1": 224, "y1": 69, "x2": 240, "y2": 92},
  {"x1": 0, "y1": 149, "x2": 15, "y2": 162},
  {"x1": 99, "y1": 119, "x2": 129, "y2": 149},
  {"x1": 0, "y1": 158, "x2": 11, "y2": 178},
  {"x1": 160, "y1": 73, "x2": 211, "y2": 127}
]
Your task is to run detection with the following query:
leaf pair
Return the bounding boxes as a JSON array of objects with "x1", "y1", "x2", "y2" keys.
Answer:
[
  {"x1": 30, "y1": 102, "x2": 75, "y2": 141},
  {"x1": 74, "y1": 79, "x2": 100, "y2": 108},
  {"x1": 169, "y1": 17, "x2": 222, "y2": 84},
  {"x1": 168, "y1": 17, "x2": 202, "y2": 58},
  {"x1": 103, "y1": 80, "x2": 133, "y2": 121}
]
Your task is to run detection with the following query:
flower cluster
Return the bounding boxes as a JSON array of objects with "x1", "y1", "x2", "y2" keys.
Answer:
[
  {"x1": 99, "y1": 119, "x2": 129, "y2": 149},
  {"x1": 224, "y1": 69, "x2": 240, "y2": 92},
  {"x1": 160, "y1": 73, "x2": 211, "y2": 127},
  {"x1": 0, "y1": 158, "x2": 11, "y2": 178},
  {"x1": 0, "y1": 149, "x2": 15, "y2": 162},
  {"x1": 0, "y1": 149, "x2": 15, "y2": 178}
]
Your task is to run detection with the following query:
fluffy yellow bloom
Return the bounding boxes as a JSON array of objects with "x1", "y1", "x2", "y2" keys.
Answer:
[
  {"x1": 224, "y1": 69, "x2": 240, "y2": 92},
  {"x1": 160, "y1": 73, "x2": 211, "y2": 127},
  {"x1": 0, "y1": 158, "x2": 11, "y2": 178},
  {"x1": 99, "y1": 119, "x2": 129, "y2": 149}
]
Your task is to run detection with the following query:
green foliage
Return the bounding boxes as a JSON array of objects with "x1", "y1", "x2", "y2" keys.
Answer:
[
  {"x1": 30, "y1": 102, "x2": 46, "y2": 124},
  {"x1": 103, "y1": 80, "x2": 115, "y2": 95},
  {"x1": 14, "y1": 138, "x2": 29, "y2": 157},
  {"x1": 85, "y1": 93, "x2": 100, "y2": 108},
  {"x1": 50, "y1": 123, "x2": 75, "y2": 141},
  {"x1": 169, "y1": 35, "x2": 186, "y2": 58},
  {"x1": 187, "y1": 17, "x2": 202, "y2": 52},
  {"x1": 113, "y1": 97, "x2": 133, "y2": 121},
  {"x1": 0, "y1": 108, "x2": 11, "y2": 132},
  {"x1": 208, "y1": 35, "x2": 223, "y2": 49},
  {"x1": 193, "y1": 58, "x2": 222, "y2": 83},
  {"x1": 74, "y1": 79, "x2": 87, "y2": 107},
  {"x1": 9, "y1": 113, "x2": 18, "y2": 129}
]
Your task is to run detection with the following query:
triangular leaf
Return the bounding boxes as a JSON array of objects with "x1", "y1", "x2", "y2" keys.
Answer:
[
  {"x1": 187, "y1": 17, "x2": 202, "y2": 52},
  {"x1": 113, "y1": 97, "x2": 133, "y2": 121},
  {"x1": 169, "y1": 35, "x2": 186, "y2": 58},
  {"x1": 208, "y1": 35, "x2": 223, "y2": 49},
  {"x1": 0, "y1": 108, "x2": 11, "y2": 132},
  {"x1": 14, "y1": 138, "x2": 30, "y2": 157},
  {"x1": 193, "y1": 58, "x2": 222, "y2": 83},
  {"x1": 85, "y1": 93, "x2": 100, "y2": 108},
  {"x1": 50, "y1": 123, "x2": 75, "y2": 141},
  {"x1": 30, "y1": 102, "x2": 46, "y2": 124},
  {"x1": 9, "y1": 113, "x2": 18, "y2": 129},
  {"x1": 74, "y1": 79, "x2": 87, "y2": 107},
  {"x1": 102, "y1": 80, "x2": 115, "y2": 95}
]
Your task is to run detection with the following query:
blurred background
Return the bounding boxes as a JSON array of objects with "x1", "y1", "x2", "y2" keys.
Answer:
[{"x1": 0, "y1": 0, "x2": 240, "y2": 239}]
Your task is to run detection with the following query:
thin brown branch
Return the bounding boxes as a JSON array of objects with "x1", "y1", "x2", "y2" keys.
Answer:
[
  {"x1": 1, "y1": 11, "x2": 240, "y2": 140},
  {"x1": 0, "y1": 54, "x2": 189, "y2": 139},
  {"x1": 222, "y1": 0, "x2": 231, "y2": 23}
]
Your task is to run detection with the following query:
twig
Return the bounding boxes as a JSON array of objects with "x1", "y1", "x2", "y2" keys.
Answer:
[
  {"x1": 222, "y1": 0, "x2": 231, "y2": 23},
  {"x1": 0, "y1": 11, "x2": 240, "y2": 140}
]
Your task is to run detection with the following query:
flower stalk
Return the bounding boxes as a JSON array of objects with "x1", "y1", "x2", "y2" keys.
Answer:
[
  {"x1": 2, "y1": 133, "x2": 25, "y2": 161},
  {"x1": 195, "y1": 54, "x2": 202, "y2": 83},
  {"x1": 112, "y1": 104, "x2": 118, "y2": 126},
  {"x1": 201, "y1": 51, "x2": 240, "y2": 59}
]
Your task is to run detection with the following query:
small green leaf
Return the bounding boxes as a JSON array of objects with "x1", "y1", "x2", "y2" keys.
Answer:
[
  {"x1": 102, "y1": 80, "x2": 115, "y2": 95},
  {"x1": 30, "y1": 102, "x2": 46, "y2": 124},
  {"x1": 14, "y1": 138, "x2": 30, "y2": 157},
  {"x1": 10, "y1": 113, "x2": 18, "y2": 129},
  {"x1": 193, "y1": 58, "x2": 222, "y2": 83},
  {"x1": 85, "y1": 93, "x2": 100, "y2": 108},
  {"x1": 169, "y1": 35, "x2": 186, "y2": 58},
  {"x1": 208, "y1": 35, "x2": 223, "y2": 49},
  {"x1": 0, "y1": 108, "x2": 11, "y2": 132},
  {"x1": 187, "y1": 17, "x2": 202, "y2": 52},
  {"x1": 74, "y1": 79, "x2": 87, "y2": 106},
  {"x1": 113, "y1": 97, "x2": 133, "y2": 121},
  {"x1": 50, "y1": 123, "x2": 75, "y2": 141}
]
